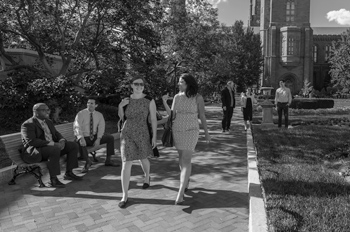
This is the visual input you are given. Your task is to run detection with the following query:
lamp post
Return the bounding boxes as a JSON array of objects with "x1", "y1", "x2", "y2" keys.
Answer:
[
  {"x1": 172, "y1": 51, "x2": 178, "y2": 96},
  {"x1": 260, "y1": 86, "x2": 274, "y2": 126},
  {"x1": 173, "y1": 62, "x2": 177, "y2": 96}
]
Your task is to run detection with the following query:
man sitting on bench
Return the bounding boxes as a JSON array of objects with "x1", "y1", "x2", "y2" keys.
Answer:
[
  {"x1": 21, "y1": 103, "x2": 82, "y2": 188},
  {"x1": 73, "y1": 96, "x2": 120, "y2": 173}
]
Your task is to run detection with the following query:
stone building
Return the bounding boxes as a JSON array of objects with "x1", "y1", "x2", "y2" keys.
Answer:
[{"x1": 249, "y1": 0, "x2": 348, "y2": 94}]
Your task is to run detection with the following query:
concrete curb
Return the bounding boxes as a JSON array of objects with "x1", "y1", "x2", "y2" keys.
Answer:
[{"x1": 247, "y1": 129, "x2": 268, "y2": 232}]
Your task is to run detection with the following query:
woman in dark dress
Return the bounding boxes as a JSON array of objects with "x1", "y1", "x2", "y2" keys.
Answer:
[
  {"x1": 117, "y1": 76, "x2": 157, "y2": 208},
  {"x1": 241, "y1": 87, "x2": 257, "y2": 131}
]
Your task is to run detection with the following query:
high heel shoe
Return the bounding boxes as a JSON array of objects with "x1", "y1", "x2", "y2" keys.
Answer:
[
  {"x1": 185, "y1": 179, "x2": 190, "y2": 192},
  {"x1": 175, "y1": 199, "x2": 185, "y2": 205},
  {"x1": 118, "y1": 199, "x2": 128, "y2": 208},
  {"x1": 142, "y1": 176, "x2": 150, "y2": 189}
]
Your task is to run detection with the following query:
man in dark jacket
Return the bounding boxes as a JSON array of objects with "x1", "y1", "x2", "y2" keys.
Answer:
[
  {"x1": 221, "y1": 81, "x2": 235, "y2": 132},
  {"x1": 21, "y1": 103, "x2": 82, "y2": 188}
]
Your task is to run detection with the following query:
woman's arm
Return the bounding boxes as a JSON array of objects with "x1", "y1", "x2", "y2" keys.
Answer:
[
  {"x1": 118, "y1": 98, "x2": 129, "y2": 121},
  {"x1": 197, "y1": 94, "x2": 211, "y2": 143},
  {"x1": 161, "y1": 94, "x2": 172, "y2": 116},
  {"x1": 149, "y1": 99, "x2": 157, "y2": 148}
]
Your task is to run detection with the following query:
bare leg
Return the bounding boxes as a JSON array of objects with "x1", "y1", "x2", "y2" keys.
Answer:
[
  {"x1": 248, "y1": 120, "x2": 252, "y2": 129},
  {"x1": 178, "y1": 150, "x2": 183, "y2": 171},
  {"x1": 120, "y1": 161, "x2": 133, "y2": 202},
  {"x1": 139, "y1": 158, "x2": 150, "y2": 184},
  {"x1": 175, "y1": 150, "x2": 193, "y2": 203},
  {"x1": 243, "y1": 120, "x2": 248, "y2": 130}
]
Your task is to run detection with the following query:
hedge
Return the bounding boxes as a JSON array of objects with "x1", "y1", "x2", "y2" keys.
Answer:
[{"x1": 290, "y1": 98, "x2": 334, "y2": 109}]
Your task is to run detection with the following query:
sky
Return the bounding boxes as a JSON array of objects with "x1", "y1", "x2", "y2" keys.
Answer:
[{"x1": 210, "y1": 0, "x2": 350, "y2": 27}]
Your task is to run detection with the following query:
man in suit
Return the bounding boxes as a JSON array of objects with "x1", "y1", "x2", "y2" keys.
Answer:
[
  {"x1": 21, "y1": 103, "x2": 82, "y2": 188},
  {"x1": 221, "y1": 81, "x2": 236, "y2": 132}
]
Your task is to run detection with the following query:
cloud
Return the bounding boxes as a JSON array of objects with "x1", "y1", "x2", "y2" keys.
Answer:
[
  {"x1": 326, "y1": 9, "x2": 350, "y2": 26},
  {"x1": 207, "y1": 0, "x2": 227, "y2": 8}
]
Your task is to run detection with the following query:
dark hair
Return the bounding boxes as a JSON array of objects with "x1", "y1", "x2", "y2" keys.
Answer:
[
  {"x1": 130, "y1": 76, "x2": 146, "y2": 84},
  {"x1": 180, "y1": 73, "x2": 198, "y2": 98},
  {"x1": 87, "y1": 96, "x2": 100, "y2": 104}
]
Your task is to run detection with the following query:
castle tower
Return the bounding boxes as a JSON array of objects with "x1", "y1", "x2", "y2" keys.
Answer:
[{"x1": 250, "y1": 0, "x2": 313, "y2": 94}]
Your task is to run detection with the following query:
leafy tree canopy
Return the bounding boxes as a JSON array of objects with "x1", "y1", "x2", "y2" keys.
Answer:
[{"x1": 329, "y1": 29, "x2": 350, "y2": 93}]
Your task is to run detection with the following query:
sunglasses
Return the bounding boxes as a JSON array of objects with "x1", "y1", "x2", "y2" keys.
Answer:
[
  {"x1": 132, "y1": 82, "x2": 144, "y2": 87},
  {"x1": 37, "y1": 109, "x2": 51, "y2": 112}
]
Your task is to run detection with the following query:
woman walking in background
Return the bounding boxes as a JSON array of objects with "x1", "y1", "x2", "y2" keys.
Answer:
[
  {"x1": 118, "y1": 76, "x2": 157, "y2": 208},
  {"x1": 241, "y1": 87, "x2": 257, "y2": 131},
  {"x1": 162, "y1": 73, "x2": 211, "y2": 205}
]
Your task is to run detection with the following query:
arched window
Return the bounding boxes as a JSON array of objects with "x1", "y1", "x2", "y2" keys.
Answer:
[
  {"x1": 313, "y1": 45, "x2": 318, "y2": 63},
  {"x1": 286, "y1": 0, "x2": 295, "y2": 22},
  {"x1": 325, "y1": 45, "x2": 331, "y2": 61}
]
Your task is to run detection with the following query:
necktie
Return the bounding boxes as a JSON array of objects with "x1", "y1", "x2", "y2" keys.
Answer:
[
  {"x1": 41, "y1": 121, "x2": 52, "y2": 142},
  {"x1": 90, "y1": 112, "x2": 94, "y2": 140}
]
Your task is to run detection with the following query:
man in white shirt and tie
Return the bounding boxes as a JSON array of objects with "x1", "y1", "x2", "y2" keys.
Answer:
[
  {"x1": 21, "y1": 103, "x2": 82, "y2": 188},
  {"x1": 74, "y1": 97, "x2": 120, "y2": 173}
]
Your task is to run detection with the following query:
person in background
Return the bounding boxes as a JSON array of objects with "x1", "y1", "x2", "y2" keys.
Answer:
[
  {"x1": 73, "y1": 97, "x2": 120, "y2": 173},
  {"x1": 117, "y1": 76, "x2": 157, "y2": 208},
  {"x1": 162, "y1": 73, "x2": 211, "y2": 205},
  {"x1": 274, "y1": 80, "x2": 292, "y2": 128},
  {"x1": 241, "y1": 87, "x2": 257, "y2": 131},
  {"x1": 21, "y1": 103, "x2": 82, "y2": 188},
  {"x1": 221, "y1": 81, "x2": 235, "y2": 132}
]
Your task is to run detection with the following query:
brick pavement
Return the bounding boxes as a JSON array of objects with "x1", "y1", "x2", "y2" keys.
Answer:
[{"x1": 0, "y1": 104, "x2": 248, "y2": 232}]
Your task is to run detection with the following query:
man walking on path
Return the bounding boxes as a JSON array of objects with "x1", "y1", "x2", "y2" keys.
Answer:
[
  {"x1": 221, "y1": 81, "x2": 236, "y2": 132},
  {"x1": 274, "y1": 80, "x2": 292, "y2": 128}
]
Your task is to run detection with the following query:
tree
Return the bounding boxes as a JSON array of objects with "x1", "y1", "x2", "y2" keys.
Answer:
[
  {"x1": 329, "y1": 29, "x2": 350, "y2": 93},
  {"x1": 0, "y1": 0, "x2": 163, "y2": 126},
  {"x1": 204, "y1": 21, "x2": 263, "y2": 94},
  {"x1": 158, "y1": 0, "x2": 220, "y2": 96},
  {"x1": 0, "y1": 0, "x2": 162, "y2": 84}
]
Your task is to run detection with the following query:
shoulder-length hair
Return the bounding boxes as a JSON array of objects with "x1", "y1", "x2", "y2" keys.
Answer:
[
  {"x1": 130, "y1": 76, "x2": 146, "y2": 84},
  {"x1": 180, "y1": 73, "x2": 198, "y2": 98}
]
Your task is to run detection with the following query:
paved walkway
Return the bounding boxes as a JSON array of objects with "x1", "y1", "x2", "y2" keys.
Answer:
[{"x1": 0, "y1": 104, "x2": 249, "y2": 232}]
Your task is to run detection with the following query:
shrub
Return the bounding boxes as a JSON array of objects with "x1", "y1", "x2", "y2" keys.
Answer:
[
  {"x1": 0, "y1": 72, "x2": 85, "y2": 129},
  {"x1": 95, "y1": 104, "x2": 119, "y2": 122},
  {"x1": 300, "y1": 80, "x2": 313, "y2": 97},
  {"x1": 290, "y1": 98, "x2": 334, "y2": 109}
]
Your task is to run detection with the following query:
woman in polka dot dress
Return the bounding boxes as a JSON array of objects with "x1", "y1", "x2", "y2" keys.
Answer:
[
  {"x1": 118, "y1": 76, "x2": 157, "y2": 208},
  {"x1": 162, "y1": 73, "x2": 211, "y2": 205}
]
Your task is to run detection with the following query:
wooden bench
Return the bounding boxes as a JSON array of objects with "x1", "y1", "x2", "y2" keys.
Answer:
[{"x1": 0, "y1": 122, "x2": 120, "y2": 187}]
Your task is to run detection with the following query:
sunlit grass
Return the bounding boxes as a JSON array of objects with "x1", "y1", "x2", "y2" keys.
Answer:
[{"x1": 253, "y1": 125, "x2": 350, "y2": 232}]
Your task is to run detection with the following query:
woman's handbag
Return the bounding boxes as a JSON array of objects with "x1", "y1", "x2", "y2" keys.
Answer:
[
  {"x1": 147, "y1": 119, "x2": 160, "y2": 158},
  {"x1": 162, "y1": 111, "x2": 174, "y2": 147}
]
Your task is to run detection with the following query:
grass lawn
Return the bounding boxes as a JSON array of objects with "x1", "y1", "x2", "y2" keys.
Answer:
[{"x1": 252, "y1": 113, "x2": 350, "y2": 231}]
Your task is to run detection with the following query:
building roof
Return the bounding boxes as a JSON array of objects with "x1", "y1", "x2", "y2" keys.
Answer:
[{"x1": 312, "y1": 27, "x2": 348, "y2": 35}]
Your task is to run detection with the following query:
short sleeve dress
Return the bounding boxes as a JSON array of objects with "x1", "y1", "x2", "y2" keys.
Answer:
[
  {"x1": 243, "y1": 96, "x2": 253, "y2": 121},
  {"x1": 120, "y1": 96, "x2": 153, "y2": 162},
  {"x1": 172, "y1": 92, "x2": 199, "y2": 151}
]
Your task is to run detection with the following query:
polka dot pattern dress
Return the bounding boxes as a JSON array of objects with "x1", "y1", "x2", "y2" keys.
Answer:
[
  {"x1": 172, "y1": 92, "x2": 199, "y2": 151},
  {"x1": 120, "y1": 97, "x2": 153, "y2": 162}
]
